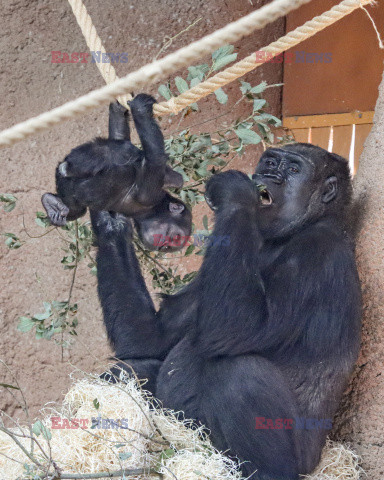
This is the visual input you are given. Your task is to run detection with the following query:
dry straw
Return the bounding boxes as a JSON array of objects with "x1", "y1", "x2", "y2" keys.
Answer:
[{"x1": 0, "y1": 370, "x2": 362, "y2": 479}]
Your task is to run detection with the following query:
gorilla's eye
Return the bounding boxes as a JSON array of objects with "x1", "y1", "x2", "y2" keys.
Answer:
[
  {"x1": 265, "y1": 159, "x2": 276, "y2": 167},
  {"x1": 289, "y1": 166, "x2": 299, "y2": 174},
  {"x1": 169, "y1": 202, "x2": 185, "y2": 214}
]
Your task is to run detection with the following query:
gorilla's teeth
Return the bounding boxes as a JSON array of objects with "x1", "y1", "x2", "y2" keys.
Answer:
[{"x1": 260, "y1": 189, "x2": 272, "y2": 205}]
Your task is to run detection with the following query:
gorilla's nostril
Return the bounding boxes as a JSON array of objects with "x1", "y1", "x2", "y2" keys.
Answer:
[{"x1": 264, "y1": 173, "x2": 284, "y2": 184}]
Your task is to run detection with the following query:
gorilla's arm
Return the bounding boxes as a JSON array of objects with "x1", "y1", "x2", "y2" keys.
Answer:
[
  {"x1": 91, "y1": 210, "x2": 165, "y2": 359},
  {"x1": 129, "y1": 95, "x2": 183, "y2": 205},
  {"x1": 91, "y1": 210, "x2": 191, "y2": 360},
  {"x1": 194, "y1": 171, "x2": 268, "y2": 357}
]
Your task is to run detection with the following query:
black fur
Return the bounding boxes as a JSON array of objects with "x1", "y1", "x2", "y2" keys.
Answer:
[
  {"x1": 91, "y1": 143, "x2": 361, "y2": 480},
  {"x1": 42, "y1": 95, "x2": 191, "y2": 251}
]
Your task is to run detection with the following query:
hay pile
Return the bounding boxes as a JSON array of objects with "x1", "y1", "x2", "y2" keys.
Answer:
[{"x1": 0, "y1": 371, "x2": 362, "y2": 479}]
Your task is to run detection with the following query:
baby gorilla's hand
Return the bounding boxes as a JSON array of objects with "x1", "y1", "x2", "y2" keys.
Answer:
[
  {"x1": 90, "y1": 210, "x2": 132, "y2": 242},
  {"x1": 205, "y1": 170, "x2": 259, "y2": 212},
  {"x1": 128, "y1": 94, "x2": 157, "y2": 117}
]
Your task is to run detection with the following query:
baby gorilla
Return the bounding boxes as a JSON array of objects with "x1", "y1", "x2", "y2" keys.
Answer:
[{"x1": 41, "y1": 94, "x2": 192, "y2": 251}]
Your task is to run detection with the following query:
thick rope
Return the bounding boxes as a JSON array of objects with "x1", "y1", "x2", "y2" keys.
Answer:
[
  {"x1": 0, "y1": 0, "x2": 371, "y2": 148},
  {"x1": 67, "y1": 0, "x2": 132, "y2": 107}
]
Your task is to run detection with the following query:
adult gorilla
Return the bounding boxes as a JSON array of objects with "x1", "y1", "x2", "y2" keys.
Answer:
[{"x1": 90, "y1": 143, "x2": 361, "y2": 480}]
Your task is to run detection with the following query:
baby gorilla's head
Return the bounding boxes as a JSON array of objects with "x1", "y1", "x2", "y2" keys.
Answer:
[{"x1": 134, "y1": 194, "x2": 192, "y2": 252}]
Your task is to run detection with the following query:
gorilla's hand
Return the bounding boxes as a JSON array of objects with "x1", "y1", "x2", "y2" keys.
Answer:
[
  {"x1": 129, "y1": 94, "x2": 157, "y2": 117},
  {"x1": 90, "y1": 210, "x2": 132, "y2": 242},
  {"x1": 205, "y1": 170, "x2": 259, "y2": 212}
]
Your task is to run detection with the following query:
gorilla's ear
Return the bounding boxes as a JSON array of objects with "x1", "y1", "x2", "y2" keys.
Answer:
[
  {"x1": 322, "y1": 176, "x2": 338, "y2": 203},
  {"x1": 164, "y1": 166, "x2": 183, "y2": 189}
]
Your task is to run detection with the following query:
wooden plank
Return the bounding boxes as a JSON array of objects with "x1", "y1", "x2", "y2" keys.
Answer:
[
  {"x1": 283, "y1": 1, "x2": 384, "y2": 116},
  {"x1": 291, "y1": 128, "x2": 309, "y2": 143},
  {"x1": 332, "y1": 125, "x2": 352, "y2": 159},
  {"x1": 283, "y1": 111, "x2": 374, "y2": 129},
  {"x1": 354, "y1": 124, "x2": 373, "y2": 173},
  {"x1": 311, "y1": 127, "x2": 330, "y2": 150}
]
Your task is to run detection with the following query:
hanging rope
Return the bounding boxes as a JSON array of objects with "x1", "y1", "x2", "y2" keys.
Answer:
[
  {"x1": 67, "y1": 0, "x2": 132, "y2": 107},
  {"x1": 0, "y1": 0, "x2": 373, "y2": 148}
]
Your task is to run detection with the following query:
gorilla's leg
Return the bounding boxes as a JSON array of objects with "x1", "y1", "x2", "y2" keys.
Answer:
[
  {"x1": 200, "y1": 355, "x2": 303, "y2": 480},
  {"x1": 91, "y1": 210, "x2": 172, "y2": 391},
  {"x1": 108, "y1": 101, "x2": 131, "y2": 140}
]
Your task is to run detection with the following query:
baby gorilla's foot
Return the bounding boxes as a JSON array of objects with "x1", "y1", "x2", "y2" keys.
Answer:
[
  {"x1": 90, "y1": 210, "x2": 132, "y2": 242},
  {"x1": 41, "y1": 193, "x2": 70, "y2": 226},
  {"x1": 109, "y1": 101, "x2": 128, "y2": 116}
]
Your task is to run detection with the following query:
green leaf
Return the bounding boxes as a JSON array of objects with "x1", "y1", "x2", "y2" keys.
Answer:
[
  {"x1": 173, "y1": 166, "x2": 189, "y2": 182},
  {"x1": 212, "y1": 45, "x2": 234, "y2": 61},
  {"x1": 214, "y1": 88, "x2": 228, "y2": 104},
  {"x1": 258, "y1": 113, "x2": 282, "y2": 126},
  {"x1": 4, "y1": 237, "x2": 14, "y2": 247},
  {"x1": 187, "y1": 190, "x2": 196, "y2": 204},
  {"x1": 35, "y1": 421, "x2": 52, "y2": 441},
  {"x1": 190, "y1": 77, "x2": 200, "y2": 88},
  {"x1": 51, "y1": 301, "x2": 68, "y2": 309},
  {"x1": 235, "y1": 128, "x2": 262, "y2": 145},
  {"x1": 90, "y1": 266, "x2": 97, "y2": 276},
  {"x1": 240, "y1": 81, "x2": 251, "y2": 94},
  {"x1": 250, "y1": 81, "x2": 268, "y2": 94},
  {"x1": 93, "y1": 398, "x2": 100, "y2": 410},
  {"x1": 174, "y1": 77, "x2": 189, "y2": 94},
  {"x1": 32, "y1": 420, "x2": 44, "y2": 437},
  {"x1": 0, "y1": 383, "x2": 20, "y2": 390},
  {"x1": 185, "y1": 244, "x2": 194, "y2": 256},
  {"x1": 212, "y1": 52, "x2": 237, "y2": 71},
  {"x1": 43, "y1": 302, "x2": 52, "y2": 312},
  {"x1": 187, "y1": 64, "x2": 209, "y2": 81},
  {"x1": 119, "y1": 452, "x2": 133, "y2": 461},
  {"x1": 253, "y1": 99, "x2": 267, "y2": 112},
  {"x1": 33, "y1": 311, "x2": 51, "y2": 321},
  {"x1": 3, "y1": 203, "x2": 15, "y2": 212},
  {"x1": 180, "y1": 190, "x2": 187, "y2": 203},
  {"x1": 159, "y1": 448, "x2": 177, "y2": 461},
  {"x1": 158, "y1": 84, "x2": 172, "y2": 101},
  {"x1": 35, "y1": 217, "x2": 49, "y2": 228},
  {"x1": 0, "y1": 194, "x2": 17, "y2": 202},
  {"x1": 18, "y1": 317, "x2": 35, "y2": 333},
  {"x1": 33, "y1": 420, "x2": 52, "y2": 441},
  {"x1": 0, "y1": 194, "x2": 17, "y2": 212},
  {"x1": 202, "y1": 215, "x2": 209, "y2": 231}
]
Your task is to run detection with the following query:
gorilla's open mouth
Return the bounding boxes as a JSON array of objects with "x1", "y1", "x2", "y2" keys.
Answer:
[{"x1": 259, "y1": 188, "x2": 273, "y2": 206}]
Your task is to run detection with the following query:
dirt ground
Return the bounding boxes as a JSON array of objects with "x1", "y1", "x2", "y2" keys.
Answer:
[{"x1": 0, "y1": 0, "x2": 284, "y2": 419}]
